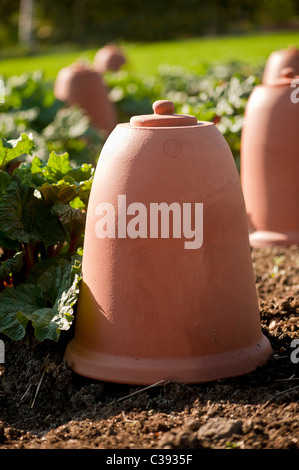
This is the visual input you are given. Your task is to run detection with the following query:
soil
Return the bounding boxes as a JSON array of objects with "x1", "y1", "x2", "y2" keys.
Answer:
[{"x1": 0, "y1": 245, "x2": 298, "y2": 451}]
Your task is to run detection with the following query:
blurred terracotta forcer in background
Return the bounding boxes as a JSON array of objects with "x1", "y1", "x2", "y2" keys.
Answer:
[
  {"x1": 241, "y1": 66, "x2": 299, "y2": 247},
  {"x1": 262, "y1": 45, "x2": 299, "y2": 85},
  {"x1": 93, "y1": 44, "x2": 127, "y2": 75},
  {"x1": 54, "y1": 61, "x2": 118, "y2": 136}
]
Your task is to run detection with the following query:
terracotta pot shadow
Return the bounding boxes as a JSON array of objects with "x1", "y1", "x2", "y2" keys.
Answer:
[
  {"x1": 54, "y1": 62, "x2": 118, "y2": 136},
  {"x1": 241, "y1": 69, "x2": 299, "y2": 247},
  {"x1": 64, "y1": 100, "x2": 272, "y2": 385}
]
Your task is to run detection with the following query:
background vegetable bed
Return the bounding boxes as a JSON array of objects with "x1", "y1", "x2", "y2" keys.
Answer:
[{"x1": 0, "y1": 53, "x2": 298, "y2": 449}]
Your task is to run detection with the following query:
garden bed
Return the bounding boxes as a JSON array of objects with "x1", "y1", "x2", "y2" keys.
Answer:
[{"x1": 0, "y1": 244, "x2": 298, "y2": 450}]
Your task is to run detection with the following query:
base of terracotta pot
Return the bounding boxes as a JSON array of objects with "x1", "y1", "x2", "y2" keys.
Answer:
[
  {"x1": 249, "y1": 230, "x2": 299, "y2": 247},
  {"x1": 64, "y1": 334, "x2": 272, "y2": 385}
]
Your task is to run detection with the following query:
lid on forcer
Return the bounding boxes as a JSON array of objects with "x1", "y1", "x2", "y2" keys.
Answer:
[
  {"x1": 269, "y1": 67, "x2": 299, "y2": 86},
  {"x1": 130, "y1": 100, "x2": 198, "y2": 127}
]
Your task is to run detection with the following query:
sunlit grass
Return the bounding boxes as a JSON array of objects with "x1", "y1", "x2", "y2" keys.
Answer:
[
  {"x1": 0, "y1": 49, "x2": 96, "y2": 79},
  {"x1": 0, "y1": 30, "x2": 298, "y2": 78},
  {"x1": 126, "y1": 30, "x2": 299, "y2": 74}
]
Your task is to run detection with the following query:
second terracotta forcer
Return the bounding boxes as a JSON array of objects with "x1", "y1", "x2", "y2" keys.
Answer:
[
  {"x1": 64, "y1": 100, "x2": 272, "y2": 385},
  {"x1": 241, "y1": 68, "x2": 299, "y2": 247}
]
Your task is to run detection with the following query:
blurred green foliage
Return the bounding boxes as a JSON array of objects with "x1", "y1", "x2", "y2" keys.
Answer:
[
  {"x1": 0, "y1": 60, "x2": 263, "y2": 168},
  {"x1": 0, "y1": 71, "x2": 104, "y2": 166}
]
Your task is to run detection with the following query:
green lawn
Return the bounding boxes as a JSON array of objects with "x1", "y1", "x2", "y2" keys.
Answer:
[
  {"x1": 0, "y1": 30, "x2": 298, "y2": 78},
  {"x1": 126, "y1": 30, "x2": 299, "y2": 74}
]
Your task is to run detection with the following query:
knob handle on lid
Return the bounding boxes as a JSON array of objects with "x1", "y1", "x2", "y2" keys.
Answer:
[
  {"x1": 130, "y1": 100, "x2": 197, "y2": 127},
  {"x1": 153, "y1": 100, "x2": 175, "y2": 115}
]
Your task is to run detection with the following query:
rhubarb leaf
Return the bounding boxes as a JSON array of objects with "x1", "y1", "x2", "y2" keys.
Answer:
[
  {"x1": 0, "y1": 133, "x2": 35, "y2": 169},
  {"x1": 51, "y1": 203, "x2": 86, "y2": 226},
  {"x1": 0, "y1": 284, "x2": 45, "y2": 340},
  {"x1": 0, "y1": 257, "x2": 82, "y2": 341},
  {"x1": 0, "y1": 251, "x2": 24, "y2": 280},
  {"x1": 43, "y1": 151, "x2": 72, "y2": 182},
  {"x1": 0, "y1": 171, "x2": 11, "y2": 198},
  {"x1": 0, "y1": 178, "x2": 65, "y2": 244},
  {"x1": 34, "y1": 257, "x2": 82, "y2": 341},
  {"x1": 38, "y1": 181, "x2": 78, "y2": 204}
]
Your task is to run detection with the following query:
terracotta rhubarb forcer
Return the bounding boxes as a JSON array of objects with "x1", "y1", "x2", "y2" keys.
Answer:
[
  {"x1": 64, "y1": 100, "x2": 272, "y2": 385},
  {"x1": 263, "y1": 46, "x2": 299, "y2": 85},
  {"x1": 241, "y1": 68, "x2": 299, "y2": 247},
  {"x1": 54, "y1": 62, "x2": 117, "y2": 136},
  {"x1": 93, "y1": 44, "x2": 126, "y2": 75}
]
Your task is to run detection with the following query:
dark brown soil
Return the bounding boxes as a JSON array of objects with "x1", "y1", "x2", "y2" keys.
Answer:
[{"x1": 0, "y1": 245, "x2": 298, "y2": 451}]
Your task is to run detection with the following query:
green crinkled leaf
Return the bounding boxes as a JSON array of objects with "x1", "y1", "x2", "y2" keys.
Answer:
[
  {"x1": 0, "y1": 178, "x2": 65, "y2": 244},
  {"x1": 25, "y1": 253, "x2": 72, "y2": 285},
  {"x1": 51, "y1": 203, "x2": 86, "y2": 226},
  {"x1": 30, "y1": 156, "x2": 45, "y2": 174},
  {"x1": 3, "y1": 311, "x2": 29, "y2": 341},
  {"x1": 68, "y1": 163, "x2": 94, "y2": 183},
  {"x1": 77, "y1": 178, "x2": 93, "y2": 206},
  {"x1": 70, "y1": 196, "x2": 86, "y2": 210},
  {"x1": 14, "y1": 152, "x2": 72, "y2": 187},
  {"x1": 38, "y1": 181, "x2": 78, "y2": 204},
  {"x1": 14, "y1": 158, "x2": 46, "y2": 188},
  {"x1": 14, "y1": 154, "x2": 93, "y2": 208},
  {"x1": 0, "y1": 284, "x2": 45, "y2": 340},
  {"x1": 0, "y1": 171, "x2": 11, "y2": 198},
  {"x1": 0, "y1": 251, "x2": 24, "y2": 280},
  {"x1": 43, "y1": 151, "x2": 72, "y2": 182},
  {"x1": 0, "y1": 229, "x2": 21, "y2": 250},
  {"x1": 0, "y1": 180, "x2": 40, "y2": 243},
  {"x1": 21, "y1": 305, "x2": 75, "y2": 342},
  {"x1": 14, "y1": 153, "x2": 93, "y2": 210},
  {"x1": 0, "y1": 257, "x2": 82, "y2": 342},
  {"x1": 0, "y1": 133, "x2": 35, "y2": 169},
  {"x1": 38, "y1": 257, "x2": 81, "y2": 306},
  {"x1": 51, "y1": 205, "x2": 86, "y2": 250},
  {"x1": 34, "y1": 257, "x2": 82, "y2": 341}
]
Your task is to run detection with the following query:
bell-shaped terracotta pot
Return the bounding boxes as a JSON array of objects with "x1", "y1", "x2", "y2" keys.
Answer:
[
  {"x1": 263, "y1": 46, "x2": 299, "y2": 85},
  {"x1": 241, "y1": 68, "x2": 299, "y2": 247},
  {"x1": 93, "y1": 44, "x2": 126, "y2": 75},
  {"x1": 54, "y1": 62, "x2": 117, "y2": 136},
  {"x1": 64, "y1": 100, "x2": 272, "y2": 385}
]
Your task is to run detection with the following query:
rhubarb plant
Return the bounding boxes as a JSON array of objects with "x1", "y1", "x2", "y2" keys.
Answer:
[{"x1": 0, "y1": 133, "x2": 94, "y2": 341}]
